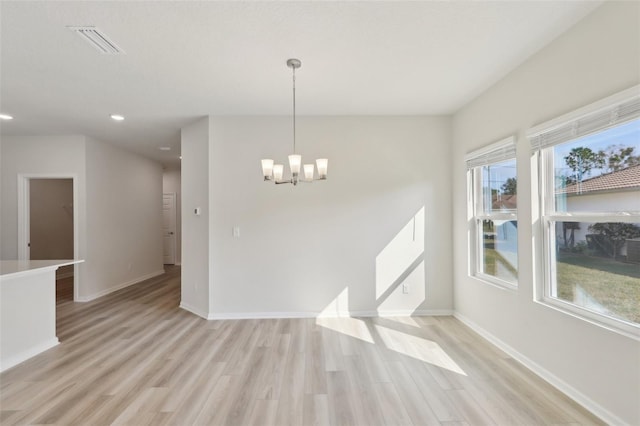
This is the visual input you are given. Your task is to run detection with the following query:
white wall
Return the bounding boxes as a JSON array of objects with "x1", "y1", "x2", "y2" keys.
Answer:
[
  {"x1": 200, "y1": 115, "x2": 452, "y2": 317},
  {"x1": 162, "y1": 167, "x2": 182, "y2": 265},
  {"x1": 451, "y1": 2, "x2": 640, "y2": 424},
  {"x1": 180, "y1": 117, "x2": 211, "y2": 317},
  {"x1": 0, "y1": 135, "x2": 88, "y2": 292},
  {"x1": 83, "y1": 137, "x2": 164, "y2": 300},
  {"x1": 0, "y1": 134, "x2": 164, "y2": 301}
]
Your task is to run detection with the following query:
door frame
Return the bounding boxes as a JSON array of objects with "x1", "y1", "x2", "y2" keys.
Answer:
[
  {"x1": 18, "y1": 173, "x2": 81, "y2": 301},
  {"x1": 162, "y1": 192, "x2": 177, "y2": 265}
]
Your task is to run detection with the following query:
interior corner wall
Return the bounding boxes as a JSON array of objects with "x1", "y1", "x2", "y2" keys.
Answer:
[
  {"x1": 451, "y1": 2, "x2": 640, "y2": 424},
  {"x1": 0, "y1": 135, "x2": 88, "y2": 287},
  {"x1": 162, "y1": 167, "x2": 182, "y2": 265},
  {"x1": 206, "y1": 115, "x2": 452, "y2": 317},
  {"x1": 83, "y1": 137, "x2": 164, "y2": 300},
  {"x1": 180, "y1": 117, "x2": 210, "y2": 317}
]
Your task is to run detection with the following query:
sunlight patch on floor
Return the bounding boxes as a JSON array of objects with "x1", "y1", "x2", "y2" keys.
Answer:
[
  {"x1": 382, "y1": 316, "x2": 423, "y2": 328},
  {"x1": 374, "y1": 324, "x2": 467, "y2": 376},
  {"x1": 315, "y1": 317, "x2": 375, "y2": 344},
  {"x1": 315, "y1": 288, "x2": 375, "y2": 344}
]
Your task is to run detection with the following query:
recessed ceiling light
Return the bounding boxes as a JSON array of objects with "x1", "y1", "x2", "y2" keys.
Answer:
[
  {"x1": 179, "y1": 156, "x2": 182, "y2": 160},
  {"x1": 158, "y1": 147, "x2": 171, "y2": 151},
  {"x1": 110, "y1": 114, "x2": 124, "y2": 121},
  {"x1": 0, "y1": 114, "x2": 14, "y2": 120}
]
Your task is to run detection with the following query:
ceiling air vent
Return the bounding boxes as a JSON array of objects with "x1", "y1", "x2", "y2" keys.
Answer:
[{"x1": 67, "y1": 26, "x2": 125, "y2": 55}]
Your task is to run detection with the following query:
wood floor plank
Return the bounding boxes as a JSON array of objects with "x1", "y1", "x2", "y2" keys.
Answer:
[
  {"x1": 304, "y1": 329, "x2": 328, "y2": 395},
  {"x1": 273, "y1": 348, "x2": 306, "y2": 426},
  {"x1": 0, "y1": 265, "x2": 606, "y2": 426},
  {"x1": 342, "y1": 355, "x2": 386, "y2": 426},
  {"x1": 302, "y1": 393, "x2": 331, "y2": 426},
  {"x1": 244, "y1": 398, "x2": 279, "y2": 426},
  {"x1": 326, "y1": 370, "x2": 359, "y2": 426},
  {"x1": 446, "y1": 389, "x2": 496, "y2": 426},
  {"x1": 372, "y1": 382, "x2": 413, "y2": 426}
]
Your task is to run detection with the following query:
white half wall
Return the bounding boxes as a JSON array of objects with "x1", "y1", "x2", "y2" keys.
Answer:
[
  {"x1": 451, "y1": 2, "x2": 640, "y2": 424},
  {"x1": 83, "y1": 137, "x2": 164, "y2": 300},
  {"x1": 202, "y1": 115, "x2": 452, "y2": 317}
]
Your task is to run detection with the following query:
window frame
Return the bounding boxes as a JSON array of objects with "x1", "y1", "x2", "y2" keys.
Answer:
[
  {"x1": 466, "y1": 136, "x2": 518, "y2": 289},
  {"x1": 529, "y1": 85, "x2": 640, "y2": 340}
]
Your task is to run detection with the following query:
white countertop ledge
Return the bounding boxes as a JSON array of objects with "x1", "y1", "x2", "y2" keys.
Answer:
[{"x1": 0, "y1": 260, "x2": 84, "y2": 280}]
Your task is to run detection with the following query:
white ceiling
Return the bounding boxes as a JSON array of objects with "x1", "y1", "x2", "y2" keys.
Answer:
[{"x1": 0, "y1": 1, "x2": 601, "y2": 166}]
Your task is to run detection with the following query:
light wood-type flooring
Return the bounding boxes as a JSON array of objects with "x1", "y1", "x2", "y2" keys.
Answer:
[{"x1": 0, "y1": 266, "x2": 604, "y2": 425}]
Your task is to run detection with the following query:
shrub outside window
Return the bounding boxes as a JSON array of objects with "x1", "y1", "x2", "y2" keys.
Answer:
[{"x1": 530, "y1": 86, "x2": 640, "y2": 337}]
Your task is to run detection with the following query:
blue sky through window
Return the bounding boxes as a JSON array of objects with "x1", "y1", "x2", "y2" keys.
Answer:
[{"x1": 554, "y1": 119, "x2": 640, "y2": 179}]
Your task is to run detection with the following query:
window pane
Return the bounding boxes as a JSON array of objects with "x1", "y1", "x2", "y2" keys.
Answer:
[
  {"x1": 480, "y1": 219, "x2": 518, "y2": 284},
  {"x1": 553, "y1": 119, "x2": 640, "y2": 213},
  {"x1": 551, "y1": 221, "x2": 640, "y2": 324},
  {"x1": 482, "y1": 159, "x2": 517, "y2": 214}
]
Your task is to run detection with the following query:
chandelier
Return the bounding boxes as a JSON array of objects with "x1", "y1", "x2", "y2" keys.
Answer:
[{"x1": 261, "y1": 58, "x2": 328, "y2": 185}]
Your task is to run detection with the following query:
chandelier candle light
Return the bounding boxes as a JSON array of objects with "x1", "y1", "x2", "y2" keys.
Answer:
[{"x1": 261, "y1": 58, "x2": 328, "y2": 185}]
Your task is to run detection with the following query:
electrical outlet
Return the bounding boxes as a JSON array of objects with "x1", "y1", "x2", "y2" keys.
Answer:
[{"x1": 402, "y1": 283, "x2": 409, "y2": 294}]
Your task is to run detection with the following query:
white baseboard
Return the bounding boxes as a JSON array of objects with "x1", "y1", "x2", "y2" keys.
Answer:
[
  {"x1": 453, "y1": 312, "x2": 624, "y2": 426},
  {"x1": 377, "y1": 309, "x2": 453, "y2": 317},
  {"x1": 179, "y1": 301, "x2": 214, "y2": 320},
  {"x1": 0, "y1": 338, "x2": 59, "y2": 373},
  {"x1": 205, "y1": 309, "x2": 454, "y2": 320},
  {"x1": 76, "y1": 269, "x2": 165, "y2": 302}
]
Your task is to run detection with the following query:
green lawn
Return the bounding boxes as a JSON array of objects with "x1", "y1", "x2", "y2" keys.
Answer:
[
  {"x1": 482, "y1": 248, "x2": 640, "y2": 323},
  {"x1": 557, "y1": 253, "x2": 640, "y2": 324},
  {"x1": 483, "y1": 246, "x2": 517, "y2": 283}
]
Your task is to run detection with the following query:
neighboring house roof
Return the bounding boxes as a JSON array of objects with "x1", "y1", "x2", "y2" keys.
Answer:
[
  {"x1": 492, "y1": 194, "x2": 517, "y2": 210},
  {"x1": 559, "y1": 164, "x2": 640, "y2": 195}
]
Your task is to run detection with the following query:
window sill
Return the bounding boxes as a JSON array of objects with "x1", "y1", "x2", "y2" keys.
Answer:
[
  {"x1": 470, "y1": 273, "x2": 518, "y2": 292},
  {"x1": 535, "y1": 296, "x2": 640, "y2": 342}
]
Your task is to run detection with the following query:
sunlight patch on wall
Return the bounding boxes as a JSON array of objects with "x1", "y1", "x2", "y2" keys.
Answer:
[
  {"x1": 376, "y1": 260, "x2": 426, "y2": 313},
  {"x1": 375, "y1": 207, "x2": 425, "y2": 299},
  {"x1": 317, "y1": 287, "x2": 349, "y2": 318}
]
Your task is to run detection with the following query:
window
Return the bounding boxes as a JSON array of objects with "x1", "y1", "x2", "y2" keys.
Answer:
[
  {"x1": 466, "y1": 137, "x2": 518, "y2": 288},
  {"x1": 529, "y1": 86, "x2": 640, "y2": 337}
]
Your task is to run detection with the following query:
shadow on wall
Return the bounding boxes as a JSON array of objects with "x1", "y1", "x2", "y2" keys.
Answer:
[
  {"x1": 313, "y1": 207, "x2": 465, "y2": 374},
  {"x1": 375, "y1": 206, "x2": 425, "y2": 314}
]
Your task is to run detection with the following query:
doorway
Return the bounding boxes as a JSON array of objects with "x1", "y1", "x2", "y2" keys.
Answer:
[
  {"x1": 29, "y1": 179, "x2": 74, "y2": 302},
  {"x1": 163, "y1": 192, "x2": 177, "y2": 265},
  {"x1": 18, "y1": 174, "x2": 80, "y2": 301}
]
